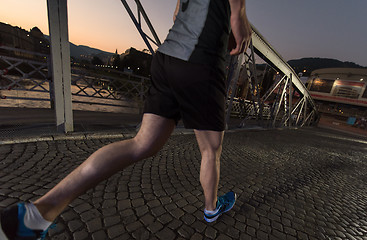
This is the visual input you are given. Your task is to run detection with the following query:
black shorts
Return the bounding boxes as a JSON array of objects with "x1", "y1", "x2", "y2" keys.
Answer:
[{"x1": 144, "y1": 51, "x2": 226, "y2": 131}]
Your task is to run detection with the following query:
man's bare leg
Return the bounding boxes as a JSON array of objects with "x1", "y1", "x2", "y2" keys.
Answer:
[
  {"x1": 34, "y1": 113, "x2": 175, "y2": 222},
  {"x1": 194, "y1": 130, "x2": 224, "y2": 211}
]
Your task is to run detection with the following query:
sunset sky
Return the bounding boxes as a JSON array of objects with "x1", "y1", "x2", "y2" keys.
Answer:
[{"x1": 1, "y1": 0, "x2": 366, "y2": 66}]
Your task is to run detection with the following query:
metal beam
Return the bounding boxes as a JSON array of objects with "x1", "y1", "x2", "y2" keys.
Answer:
[
  {"x1": 225, "y1": 54, "x2": 244, "y2": 128},
  {"x1": 251, "y1": 24, "x2": 316, "y2": 111},
  {"x1": 288, "y1": 73, "x2": 293, "y2": 127},
  {"x1": 120, "y1": 0, "x2": 162, "y2": 54},
  {"x1": 47, "y1": 0, "x2": 73, "y2": 133}
]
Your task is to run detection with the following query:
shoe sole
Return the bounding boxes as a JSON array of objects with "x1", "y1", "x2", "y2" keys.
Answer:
[{"x1": 204, "y1": 193, "x2": 237, "y2": 223}]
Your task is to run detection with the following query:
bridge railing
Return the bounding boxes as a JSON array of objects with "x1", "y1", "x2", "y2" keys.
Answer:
[
  {"x1": 0, "y1": 46, "x2": 51, "y2": 106},
  {"x1": 69, "y1": 68, "x2": 149, "y2": 113},
  {"x1": 0, "y1": 46, "x2": 149, "y2": 113}
]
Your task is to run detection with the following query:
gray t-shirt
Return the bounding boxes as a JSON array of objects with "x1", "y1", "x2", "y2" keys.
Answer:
[{"x1": 158, "y1": 0, "x2": 231, "y2": 72}]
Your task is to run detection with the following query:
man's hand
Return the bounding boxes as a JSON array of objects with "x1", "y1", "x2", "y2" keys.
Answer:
[{"x1": 228, "y1": 0, "x2": 252, "y2": 55}]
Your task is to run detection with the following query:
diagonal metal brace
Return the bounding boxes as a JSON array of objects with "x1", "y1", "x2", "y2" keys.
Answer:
[{"x1": 120, "y1": 0, "x2": 162, "y2": 54}]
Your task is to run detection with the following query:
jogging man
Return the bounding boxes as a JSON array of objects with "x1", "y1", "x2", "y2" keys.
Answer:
[{"x1": 0, "y1": 0, "x2": 251, "y2": 239}]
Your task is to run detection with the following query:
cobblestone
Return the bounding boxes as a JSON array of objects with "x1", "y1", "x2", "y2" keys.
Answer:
[{"x1": 0, "y1": 128, "x2": 366, "y2": 239}]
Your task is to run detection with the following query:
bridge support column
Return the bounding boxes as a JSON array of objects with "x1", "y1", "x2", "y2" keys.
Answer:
[{"x1": 47, "y1": 0, "x2": 73, "y2": 133}]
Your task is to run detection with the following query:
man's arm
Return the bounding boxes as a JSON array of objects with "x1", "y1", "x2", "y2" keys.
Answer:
[
  {"x1": 173, "y1": 0, "x2": 180, "y2": 22},
  {"x1": 228, "y1": 0, "x2": 252, "y2": 55}
]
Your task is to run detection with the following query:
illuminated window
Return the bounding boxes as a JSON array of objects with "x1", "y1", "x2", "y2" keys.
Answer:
[{"x1": 309, "y1": 78, "x2": 335, "y2": 93}]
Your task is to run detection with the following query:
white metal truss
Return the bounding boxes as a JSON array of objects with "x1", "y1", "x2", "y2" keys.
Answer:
[
  {"x1": 250, "y1": 24, "x2": 318, "y2": 127},
  {"x1": 120, "y1": 0, "x2": 161, "y2": 55},
  {"x1": 224, "y1": 25, "x2": 319, "y2": 128},
  {"x1": 121, "y1": 1, "x2": 319, "y2": 128},
  {"x1": 225, "y1": 54, "x2": 244, "y2": 125},
  {"x1": 1, "y1": 0, "x2": 319, "y2": 132}
]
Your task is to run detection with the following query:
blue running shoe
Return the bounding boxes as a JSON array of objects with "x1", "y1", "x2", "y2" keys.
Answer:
[
  {"x1": 0, "y1": 203, "x2": 53, "y2": 240},
  {"x1": 204, "y1": 191, "x2": 237, "y2": 222}
]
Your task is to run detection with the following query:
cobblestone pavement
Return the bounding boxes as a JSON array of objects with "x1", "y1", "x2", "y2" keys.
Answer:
[{"x1": 0, "y1": 127, "x2": 367, "y2": 240}]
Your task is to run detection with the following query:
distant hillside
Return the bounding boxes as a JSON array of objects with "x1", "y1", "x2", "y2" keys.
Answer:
[
  {"x1": 44, "y1": 35, "x2": 113, "y2": 60},
  {"x1": 1, "y1": 22, "x2": 114, "y2": 64},
  {"x1": 69, "y1": 43, "x2": 113, "y2": 58},
  {"x1": 287, "y1": 58, "x2": 366, "y2": 76}
]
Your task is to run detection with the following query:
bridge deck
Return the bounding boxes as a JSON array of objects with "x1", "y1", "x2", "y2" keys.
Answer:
[{"x1": 0, "y1": 127, "x2": 366, "y2": 239}]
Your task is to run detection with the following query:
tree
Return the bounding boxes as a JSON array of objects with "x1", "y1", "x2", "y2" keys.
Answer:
[
  {"x1": 119, "y1": 48, "x2": 152, "y2": 77},
  {"x1": 91, "y1": 56, "x2": 103, "y2": 65},
  {"x1": 30, "y1": 27, "x2": 44, "y2": 38},
  {"x1": 112, "y1": 49, "x2": 120, "y2": 68}
]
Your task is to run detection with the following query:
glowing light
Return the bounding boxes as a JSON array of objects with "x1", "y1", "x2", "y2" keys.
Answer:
[
  {"x1": 313, "y1": 79, "x2": 322, "y2": 85},
  {"x1": 360, "y1": 78, "x2": 364, "y2": 81}
]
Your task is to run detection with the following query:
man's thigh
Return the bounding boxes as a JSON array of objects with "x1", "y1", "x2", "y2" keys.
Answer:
[{"x1": 134, "y1": 113, "x2": 176, "y2": 157}]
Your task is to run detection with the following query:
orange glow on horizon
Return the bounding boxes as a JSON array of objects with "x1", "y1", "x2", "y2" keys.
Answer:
[
  {"x1": 0, "y1": 0, "x2": 174, "y2": 54},
  {"x1": 0, "y1": 0, "x2": 48, "y2": 34}
]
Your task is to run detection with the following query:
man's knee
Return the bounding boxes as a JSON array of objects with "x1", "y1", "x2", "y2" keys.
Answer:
[
  {"x1": 201, "y1": 144, "x2": 223, "y2": 160},
  {"x1": 131, "y1": 135, "x2": 161, "y2": 160}
]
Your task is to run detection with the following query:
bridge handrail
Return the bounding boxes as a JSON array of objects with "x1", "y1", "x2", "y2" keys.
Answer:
[{"x1": 0, "y1": 46, "x2": 49, "y2": 58}]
